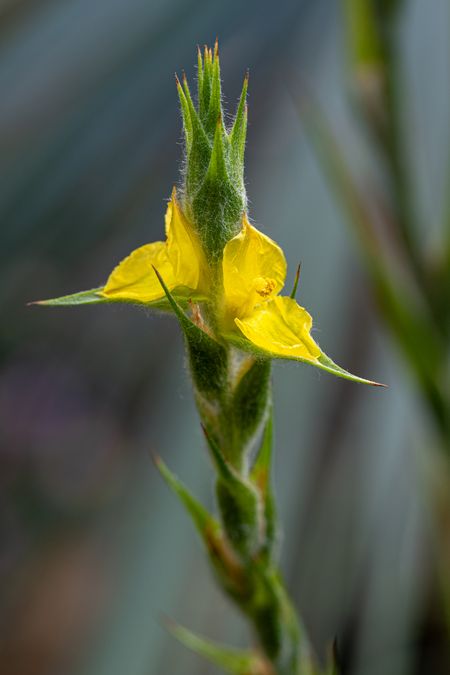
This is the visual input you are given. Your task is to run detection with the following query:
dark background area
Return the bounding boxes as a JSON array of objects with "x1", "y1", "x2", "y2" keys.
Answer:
[{"x1": 0, "y1": 1, "x2": 449, "y2": 674}]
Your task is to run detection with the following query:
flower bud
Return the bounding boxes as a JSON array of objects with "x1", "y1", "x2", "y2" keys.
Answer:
[{"x1": 177, "y1": 42, "x2": 248, "y2": 262}]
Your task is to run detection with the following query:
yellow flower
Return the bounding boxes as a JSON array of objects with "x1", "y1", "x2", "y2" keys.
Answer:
[
  {"x1": 98, "y1": 190, "x2": 381, "y2": 385},
  {"x1": 38, "y1": 189, "x2": 382, "y2": 385},
  {"x1": 101, "y1": 190, "x2": 310, "y2": 356},
  {"x1": 220, "y1": 214, "x2": 321, "y2": 362},
  {"x1": 102, "y1": 188, "x2": 206, "y2": 304}
]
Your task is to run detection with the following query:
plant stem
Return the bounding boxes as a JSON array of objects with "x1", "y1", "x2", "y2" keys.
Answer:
[{"x1": 194, "y1": 353, "x2": 314, "y2": 674}]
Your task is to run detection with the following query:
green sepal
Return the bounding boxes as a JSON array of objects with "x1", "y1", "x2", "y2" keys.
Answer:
[
  {"x1": 176, "y1": 78, "x2": 193, "y2": 154},
  {"x1": 31, "y1": 285, "x2": 208, "y2": 312},
  {"x1": 207, "y1": 118, "x2": 229, "y2": 185},
  {"x1": 196, "y1": 46, "x2": 204, "y2": 116},
  {"x1": 205, "y1": 42, "x2": 222, "y2": 138},
  {"x1": 230, "y1": 74, "x2": 248, "y2": 181},
  {"x1": 179, "y1": 75, "x2": 212, "y2": 201},
  {"x1": 180, "y1": 45, "x2": 247, "y2": 261},
  {"x1": 251, "y1": 407, "x2": 277, "y2": 560},
  {"x1": 166, "y1": 620, "x2": 268, "y2": 675},
  {"x1": 231, "y1": 357, "x2": 271, "y2": 450},
  {"x1": 203, "y1": 428, "x2": 261, "y2": 558},
  {"x1": 153, "y1": 267, "x2": 228, "y2": 397},
  {"x1": 191, "y1": 159, "x2": 244, "y2": 261},
  {"x1": 191, "y1": 115, "x2": 244, "y2": 260},
  {"x1": 225, "y1": 332, "x2": 386, "y2": 387},
  {"x1": 199, "y1": 45, "x2": 213, "y2": 122}
]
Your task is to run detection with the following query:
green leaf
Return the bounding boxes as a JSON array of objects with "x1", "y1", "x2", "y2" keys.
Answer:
[
  {"x1": 157, "y1": 449, "x2": 320, "y2": 672},
  {"x1": 154, "y1": 455, "x2": 218, "y2": 536},
  {"x1": 203, "y1": 428, "x2": 261, "y2": 557},
  {"x1": 251, "y1": 407, "x2": 277, "y2": 558},
  {"x1": 155, "y1": 455, "x2": 248, "y2": 601},
  {"x1": 225, "y1": 333, "x2": 386, "y2": 387},
  {"x1": 31, "y1": 286, "x2": 207, "y2": 312},
  {"x1": 166, "y1": 620, "x2": 267, "y2": 675},
  {"x1": 30, "y1": 287, "x2": 106, "y2": 306},
  {"x1": 231, "y1": 358, "x2": 271, "y2": 449},
  {"x1": 316, "y1": 352, "x2": 386, "y2": 387},
  {"x1": 153, "y1": 267, "x2": 228, "y2": 396}
]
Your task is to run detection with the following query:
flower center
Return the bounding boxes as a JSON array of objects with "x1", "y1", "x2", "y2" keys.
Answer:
[{"x1": 254, "y1": 277, "x2": 276, "y2": 298}]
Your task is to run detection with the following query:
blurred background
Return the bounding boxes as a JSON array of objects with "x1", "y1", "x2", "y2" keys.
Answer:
[{"x1": 1, "y1": 1, "x2": 449, "y2": 674}]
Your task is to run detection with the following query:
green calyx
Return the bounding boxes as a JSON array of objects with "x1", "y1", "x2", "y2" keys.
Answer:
[{"x1": 177, "y1": 43, "x2": 248, "y2": 262}]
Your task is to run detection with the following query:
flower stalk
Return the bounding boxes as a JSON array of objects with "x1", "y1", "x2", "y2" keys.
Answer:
[{"x1": 34, "y1": 43, "x2": 381, "y2": 674}]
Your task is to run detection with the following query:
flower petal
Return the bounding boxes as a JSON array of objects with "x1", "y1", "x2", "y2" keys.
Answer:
[
  {"x1": 222, "y1": 215, "x2": 287, "y2": 319},
  {"x1": 166, "y1": 188, "x2": 206, "y2": 291},
  {"x1": 235, "y1": 295, "x2": 320, "y2": 361},
  {"x1": 102, "y1": 192, "x2": 206, "y2": 304},
  {"x1": 102, "y1": 241, "x2": 177, "y2": 302},
  {"x1": 233, "y1": 295, "x2": 385, "y2": 386}
]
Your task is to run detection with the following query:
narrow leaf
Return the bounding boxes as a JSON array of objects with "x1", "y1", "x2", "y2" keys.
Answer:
[
  {"x1": 251, "y1": 407, "x2": 277, "y2": 558},
  {"x1": 203, "y1": 428, "x2": 261, "y2": 557},
  {"x1": 316, "y1": 352, "x2": 387, "y2": 387},
  {"x1": 251, "y1": 406, "x2": 273, "y2": 492},
  {"x1": 154, "y1": 455, "x2": 216, "y2": 533},
  {"x1": 225, "y1": 333, "x2": 386, "y2": 387},
  {"x1": 201, "y1": 426, "x2": 242, "y2": 485},
  {"x1": 232, "y1": 358, "x2": 271, "y2": 449},
  {"x1": 31, "y1": 285, "x2": 206, "y2": 312},
  {"x1": 153, "y1": 266, "x2": 228, "y2": 396},
  {"x1": 166, "y1": 620, "x2": 268, "y2": 675},
  {"x1": 29, "y1": 287, "x2": 106, "y2": 306},
  {"x1": 155, "y1": 455, "x2": 248, "y2": 596}
]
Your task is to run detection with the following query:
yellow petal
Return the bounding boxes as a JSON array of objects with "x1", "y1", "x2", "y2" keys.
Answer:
[
  {"x1": 235, "y1": 295, "x2": 321, "y2": 361},
  {"x1": 166, "y1": 188, "x2": 205, "y2": 291},
  {"x1": 222, "y1": 215, "x2": 287, "y2": 318},
  {"x1": 102, "y1": 191, "x2": 206, "y2": 304},
  {"x1": 102, "y1": 241, "x2": 176, "y2": 302}
]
